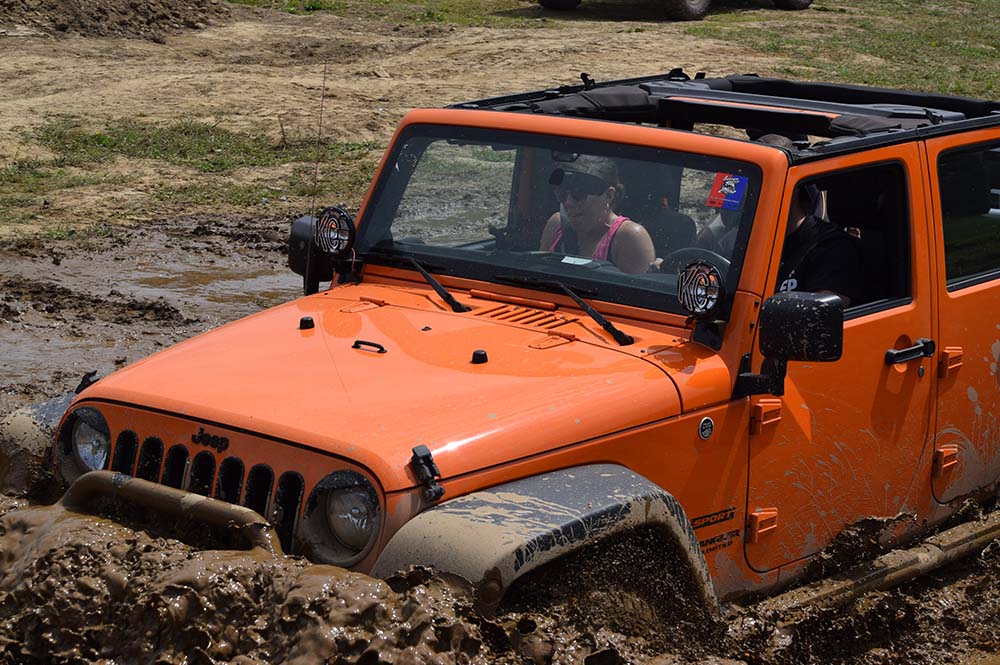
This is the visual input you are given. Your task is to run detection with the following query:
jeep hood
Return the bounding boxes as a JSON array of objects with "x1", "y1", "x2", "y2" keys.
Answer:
[{"x1": 82, "y1": 290, "x2": 686, "y2": 491}]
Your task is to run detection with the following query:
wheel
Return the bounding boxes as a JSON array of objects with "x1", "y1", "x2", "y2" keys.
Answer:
[
  {"x1": 663, "y1": 0, "x2": 712, "y2": 20},
  {"x1": 660, "y1": 246, "x2": 731, "y2": 274},
  {"x1": 499, "y1": 526, "x2": 723, "y2": 651},
  {"x1": 538, "y1": 0, "x2": 581, "y2": 10},
  {"x1": 773, "y1": 0, "x2": 812, "y2": 8}
]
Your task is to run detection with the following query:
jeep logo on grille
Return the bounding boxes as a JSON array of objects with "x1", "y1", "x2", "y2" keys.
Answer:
[{"x1": 191, "y1": 427, "x2": 229, "y2": 452}]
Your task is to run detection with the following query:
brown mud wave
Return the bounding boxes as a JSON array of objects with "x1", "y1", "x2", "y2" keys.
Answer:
[
  {"x1": 2, "y1": 493, "x2": 1000, "y2": 664},
  {"x1": 0, "y1": 501, "x2": 490, "y2": 664}
]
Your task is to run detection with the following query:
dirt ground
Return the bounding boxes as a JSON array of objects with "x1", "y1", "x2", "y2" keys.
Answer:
[{"x1": 2, "y1": 2, "x2": 1000, "y2": 663}]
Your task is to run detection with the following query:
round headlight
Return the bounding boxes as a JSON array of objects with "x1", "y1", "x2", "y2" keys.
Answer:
[
  {"x1": 326, "y1": 486, "x2": 375, "y2": 551},
  {"x1": 302, "y1": 470, "x2": 381, "y2": 566},
  {"x1": 71, "y1": 407, "x2": 110, "y2": 471}
]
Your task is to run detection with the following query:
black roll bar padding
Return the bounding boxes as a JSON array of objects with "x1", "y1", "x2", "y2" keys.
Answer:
[{"x1": 60, "y1": 470, "x2": 283, "y2": 556}]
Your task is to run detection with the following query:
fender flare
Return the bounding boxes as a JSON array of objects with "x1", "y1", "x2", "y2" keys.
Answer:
[
  {"x1": 0, "y1": 392, "x2": 73, "y2": 497},
  {"x1": 370, "y1": 464, "x2": 720, "y2": 617}
]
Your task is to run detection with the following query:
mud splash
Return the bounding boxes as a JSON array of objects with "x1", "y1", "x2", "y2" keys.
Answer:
[
  {"x1": 0, "y1": 501, "x2": 487, "y2": 664},
  {"x1": 0, "y1": 499, "x2": 678, "y2": 664}
]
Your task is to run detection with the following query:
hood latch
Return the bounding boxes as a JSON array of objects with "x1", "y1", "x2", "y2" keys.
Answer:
[{"x1": 410, "y1": 445, "x2": 445, "y2": 502}]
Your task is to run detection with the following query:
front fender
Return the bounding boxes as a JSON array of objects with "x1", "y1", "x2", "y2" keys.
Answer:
[
  {"x1": 0, "y1": 393, "x2": 73, "y2": 497},
  {"x1": 371, "y1": 464, "x2": 719, "y2": 617}
]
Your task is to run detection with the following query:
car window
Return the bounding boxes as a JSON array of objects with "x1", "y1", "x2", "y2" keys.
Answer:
[
  {"x1": 938, "y1": 142, "x2": 1000, "y2": 288},
  {"x1": 781, "y1": 162, "x2": 911, "y2": 311},
  {"x1": 358, "y1": 125, "x2": 763, "y2": 317}
]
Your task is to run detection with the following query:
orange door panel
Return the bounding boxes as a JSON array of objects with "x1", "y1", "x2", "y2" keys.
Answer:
[
  {"x1": 926, "y1": 127, "x2": 1000, "y2": 503},
  {"x1": 746, "y1": 144, "x2": 935, "y2": 572}
]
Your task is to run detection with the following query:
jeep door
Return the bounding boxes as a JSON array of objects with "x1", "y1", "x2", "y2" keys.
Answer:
[
  {"x1": 745, "y1": 143, "x2": 935, "y2": 573},
  {"x1": 925, "y1": 127, "x2": 1000, "y2": 503}
]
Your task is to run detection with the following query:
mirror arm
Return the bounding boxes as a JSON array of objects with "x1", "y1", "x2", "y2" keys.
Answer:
[{"x1": 732, "y1": 356, "x2": 787, "y2": 399}]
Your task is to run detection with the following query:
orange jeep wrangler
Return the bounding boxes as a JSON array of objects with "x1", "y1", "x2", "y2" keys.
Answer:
[{"x1": 39, "y1": 70, "x2": 1000, "y2": 619}]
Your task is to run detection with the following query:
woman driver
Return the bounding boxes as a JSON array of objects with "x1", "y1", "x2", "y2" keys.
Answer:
[{"x1": 539, "y1": 156, "x2": 655, "y2": 274}]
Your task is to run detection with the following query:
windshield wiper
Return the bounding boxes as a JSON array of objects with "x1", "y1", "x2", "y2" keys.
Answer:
[
  {"x1": 493, "y1": 274, "x2": 633, "y2": 346},
  {"x1": 363, "y1": 250, "x2": 469, "y2": 313}
]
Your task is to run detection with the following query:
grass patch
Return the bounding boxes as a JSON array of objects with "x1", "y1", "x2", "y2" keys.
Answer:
[
  {"x1": 228, "y1": 0, "x2": 347, "y2": 13},
  {"x1": 43, "y1": 222, "x2": 114, "y2": 240},
  {"x1": 155, "y1": 183, "x2": 283, "y2": 206},
  {"x1": 0, "y1": 158, "x2": 126, "y2": 227},
  {"x1": 685, "y1": 0, "x2": 1000, "y2": 98},
  {"x1": 34, "y1": 118, "x2": 379, "y2": 173},
  {"x1": 227, "y1": 0, "x2": 550, "y2": 27}
]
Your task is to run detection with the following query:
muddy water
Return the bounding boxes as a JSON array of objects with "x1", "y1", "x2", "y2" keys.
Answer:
[
  {"x1": 3, "y1": 215, "x2": 1000, "y2": 663},
  {"x1": 0, "y1": 215, "x2": 300, "y2": 415}
]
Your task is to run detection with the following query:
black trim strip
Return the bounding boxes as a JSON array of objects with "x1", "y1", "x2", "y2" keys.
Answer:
[
  {"x1": 947, "y1": 270, "x2": 1000, "y2": 292},
  {"x1": 846, "y1": 296, "x2": 913, "y2": 321}
]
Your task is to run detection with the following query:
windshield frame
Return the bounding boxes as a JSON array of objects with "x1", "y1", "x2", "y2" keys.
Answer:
[{"x1": 355, "y1": 122, "x2": 764, "y2": 321}]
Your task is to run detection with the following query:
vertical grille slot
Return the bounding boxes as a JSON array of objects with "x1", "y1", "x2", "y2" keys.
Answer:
[
  {"x1": 135, "y1": 438, "x2": 164, "y2": 481},
  {"x1": 244, "y1": 464, "x2": 274, "y2": 517},
  {"x1": 111, "y1": 431, "x2": 138, "y2": 474},
  {"x1": 188, "y1": 452, "x2": 216, "y2": 496},
  {"x1": 273, "y1": 472, "x2": 304, "y2": 554},
  {"x1": 162, "y1": 445, "x2": 188, "y2": 489},
  {"x1": 215, "y1": 457, "x2": 244, "y2": 504}
]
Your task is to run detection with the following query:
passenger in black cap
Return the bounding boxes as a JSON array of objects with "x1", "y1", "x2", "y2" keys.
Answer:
[{"x1": 540, "y1": 155, "x2": 655, "y2": 274}]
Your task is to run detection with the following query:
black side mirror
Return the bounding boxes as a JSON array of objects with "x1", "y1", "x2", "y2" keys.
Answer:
[
  {"x1": 759, "y1": 291, "x2": 843, "y2": 362},
  {"x1": 287, "y1": 207, "x2": 356, "y2": 295},
  {"x1": 733, "y1": 292, "x2": 844, "y2": 398}
]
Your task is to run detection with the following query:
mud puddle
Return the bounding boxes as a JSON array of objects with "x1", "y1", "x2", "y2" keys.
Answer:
[
  {"x1": 1, "y1": 493, "x2": 1000, "y2": 664},
  {"x1": 0, "y1": 214, "x2": 300, "y2": 415}
]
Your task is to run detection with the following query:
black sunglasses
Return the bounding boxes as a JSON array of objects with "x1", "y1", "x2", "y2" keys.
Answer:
[{"x1": 550, "y1": 170, "x2": 609, "y2": 201}]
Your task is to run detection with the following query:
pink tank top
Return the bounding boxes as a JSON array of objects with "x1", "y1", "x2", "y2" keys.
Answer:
[{"x1": 548, "y1": 215, "x2": 629, "y2": 261}]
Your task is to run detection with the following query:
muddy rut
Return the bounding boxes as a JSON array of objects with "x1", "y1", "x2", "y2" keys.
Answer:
[
  {"x1": 3, "y1": 3, "x2": 1000, "y2": 663},
  {"x1": 2, "y1": 216, "x2": 1000, "y2": 662}
]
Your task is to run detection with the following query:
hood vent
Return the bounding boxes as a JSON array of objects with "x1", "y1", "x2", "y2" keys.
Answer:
[{"x1": 473, "y1": 304, "x2": 577, "y2": 331}]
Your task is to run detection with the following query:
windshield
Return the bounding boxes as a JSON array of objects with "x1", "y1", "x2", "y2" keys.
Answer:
[{"x1": 357, "y1": 124, "x2": 762, "y2": 316}]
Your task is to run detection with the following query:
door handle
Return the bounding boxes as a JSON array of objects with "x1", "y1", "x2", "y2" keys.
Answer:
[{"x1": 884, "y1": 338, "x2": 935, "y2": 365}]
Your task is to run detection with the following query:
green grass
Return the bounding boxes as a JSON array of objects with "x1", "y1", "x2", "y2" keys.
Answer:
[
  {"x1": 685, "y1": 0, "x2": 1000, "y2": 98},
  {"x1": 0, "y1": 118, "x2": 382, "y2": 231},
  {"x1": 34, "y1": 118, "x2": 379, "y2": 173},
  {"x1": 43, "y1": 222, "x2": 114, "y2": 240},
  {"x1": 227, "y1": 0, "x2": 548, "y2": 27},
  {"x1": 0, "y1": 159, "x2": 125, "y2": 225},
  {"x1": 227, "y1": 0, "x2": 347, "y2": 14}
]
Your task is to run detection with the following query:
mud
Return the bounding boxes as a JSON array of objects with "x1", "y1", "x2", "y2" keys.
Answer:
[
  {"x1": 2, "y1": 2, "x2": 1000, "y2": 663},
  {"x1": 1, "y1": 496, "x2": 1000, "y2": 664},
  {"x1": 0, "y1": 0, "x2": 230, "y2": 40},
  {"x1": 0, "y1": 214, "x2": 299, "y2": 416}
]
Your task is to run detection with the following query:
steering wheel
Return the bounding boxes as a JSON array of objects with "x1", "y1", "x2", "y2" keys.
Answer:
[{"x1": 660, "y1": 247, "x2": 731, "y2": 274}]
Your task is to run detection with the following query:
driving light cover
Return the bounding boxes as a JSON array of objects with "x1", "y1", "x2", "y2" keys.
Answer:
[
  {"x1": 302, "y1": 470, "x2": 381, "y2": 566},
  {"x1": 315, "y1": 206, "x2": 355, "y2": 256},
  {"x1": 678, "y1": 260, "x2": 724, "y2": 318},
  {"x1": 70, "y1": 407, "x2": 110, "y2": 471}
]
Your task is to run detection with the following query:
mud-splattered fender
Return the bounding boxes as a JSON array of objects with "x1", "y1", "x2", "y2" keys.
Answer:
[
  {"x1": 0, "y1": 393, "x2": 73, "y2": 497},
  {"x1": 370, "y1": 464, "x2": 719, "y2": 617}
]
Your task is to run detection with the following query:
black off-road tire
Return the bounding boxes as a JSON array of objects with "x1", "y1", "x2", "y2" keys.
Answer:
[
  {"x1": 773, "y1": 0, "x2": 812, "y2": 8},
  {"x1": 664, "y1": 0, "x2": 712, "y2": 20},
  {"x1": 538, "y1": 0, "x2": 581, "y2": 10}
]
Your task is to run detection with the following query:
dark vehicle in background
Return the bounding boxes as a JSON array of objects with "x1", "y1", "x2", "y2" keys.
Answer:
[{"x1": 539, "y1": 0, "x2": 813, "y2": 21}]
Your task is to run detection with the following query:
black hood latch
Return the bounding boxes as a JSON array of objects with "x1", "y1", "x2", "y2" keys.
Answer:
[{"x1": 410, "y1": 445, "x2": 445, "y2": 502}]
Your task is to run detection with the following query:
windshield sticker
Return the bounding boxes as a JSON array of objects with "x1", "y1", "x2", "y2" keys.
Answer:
[
  {"x1": 561, "y1": 256, "x2": 593, "y2": 265},
  {"x1": 706, "y1": 173, "x2": 748, "y2": 210}
]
